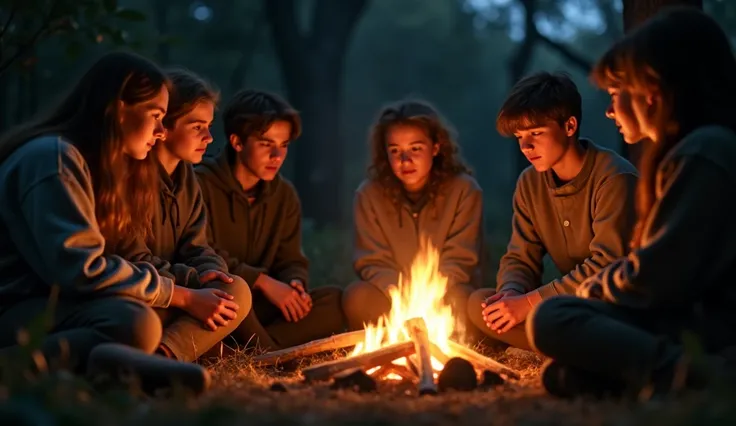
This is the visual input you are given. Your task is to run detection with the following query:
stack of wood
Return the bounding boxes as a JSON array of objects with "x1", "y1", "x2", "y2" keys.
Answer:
[{"x1": 253, "y1": 317, "x2": 521, "y2": 394}]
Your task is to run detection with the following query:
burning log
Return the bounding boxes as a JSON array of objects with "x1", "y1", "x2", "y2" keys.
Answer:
[
  {"x1": 406, "y1": 317, "x2": 438, "y2": 395},
  {"x1": 253, "y1": 330, "x2": 367, "y2": 366},
  {"x1": 447, "y1": 341, "x2": 521, "y2": 380},
  {"x1": 429, "y1": 342, "x2": 450, "y2": 365},
  {"x1": 373, "y1": 363, "x2": 417, "y2": 382},
  {"x1": 301, "y1": 341, "x2": 415, "y2": 383}
]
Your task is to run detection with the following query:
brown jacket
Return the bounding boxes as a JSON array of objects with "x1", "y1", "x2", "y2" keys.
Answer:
[
  {"x1": 195, "y1": 152, "x2": 309, "y2": 288},
  {"x1": 498, "y1": 139, "x2": 638, "y2": 304},
  {"x1": 353, "y1": 173, "x2": 484, "y2": 295}
]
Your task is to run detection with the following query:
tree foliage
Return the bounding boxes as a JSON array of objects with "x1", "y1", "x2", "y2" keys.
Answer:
[{"x1": 0, "y1": 0, "x2": 146, "y2": 76}]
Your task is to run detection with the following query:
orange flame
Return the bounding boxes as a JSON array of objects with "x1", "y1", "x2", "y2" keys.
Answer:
[{"x1": 351, "y1": 238, "x2": 464, "y2": 376}]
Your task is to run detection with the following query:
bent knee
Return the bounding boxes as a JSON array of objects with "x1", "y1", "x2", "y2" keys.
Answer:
[
  {"x1": 527, "y1": 295, "x2": 585, "y2": 354},
  {"x1": 107, "y1": 299, "x2": 162, "y2": 353},
  {"x1": 342, "y1": 281, "x2": 390, "y2": 329},
  {"x1": 228, "y1": 276, "x2": 253, "y2": 315},
  {"x1": 466, "y1": 289, "x2": 492, "y2": 327}
]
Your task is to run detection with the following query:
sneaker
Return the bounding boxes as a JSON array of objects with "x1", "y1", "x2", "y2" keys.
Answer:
[{"x1": 87, "y1": 343, "x2": 211, "y2": 396}]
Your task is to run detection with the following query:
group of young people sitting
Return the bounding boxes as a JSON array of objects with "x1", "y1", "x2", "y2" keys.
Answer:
[{"x1": 0, "y1": 6, "x2": 734, "y2": 399}]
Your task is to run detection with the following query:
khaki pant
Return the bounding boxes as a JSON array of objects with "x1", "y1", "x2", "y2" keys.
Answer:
[
  {"x1": 466, "y1": 288, "x2": 532, "y2": 350},
  {"x1": 157, "y1": 276, "x2": 252, "y2": 362}
]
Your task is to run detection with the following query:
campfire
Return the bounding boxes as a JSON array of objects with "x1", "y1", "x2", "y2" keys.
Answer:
[{"x1": 254, "y1": 239, "x2": 520, "y2": 394}]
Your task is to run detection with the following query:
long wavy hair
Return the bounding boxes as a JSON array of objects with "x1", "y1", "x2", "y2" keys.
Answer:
[
  {"x1": 590, "y1": 7, "x2": 736, "y2": 248},
  {"x1": 0, "y1": 51, "x2": 168, "y2": 248},
  {"x1": 367, "y1": 99, "x2": 472, "y2": 211}
]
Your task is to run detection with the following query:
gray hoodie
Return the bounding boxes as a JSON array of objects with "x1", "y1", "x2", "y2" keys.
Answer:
[{"x1": 0, "y1": 136, "x2": 174, "y2": 308}]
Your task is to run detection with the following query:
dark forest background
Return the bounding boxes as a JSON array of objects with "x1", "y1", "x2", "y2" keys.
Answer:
[{"x1": 1, "y1": 0, "x2": 734, "y2": 285}]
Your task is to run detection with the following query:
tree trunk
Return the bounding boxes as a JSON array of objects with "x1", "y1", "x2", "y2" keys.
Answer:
[
  {"x1": 508, "y1": 0, "x2": 593, "y2": 177},
  {"x1": 510, "y1": 0, "x2": 539, "y2": 176},
  {"x1": 266, "y1": 0, "x2": 369, "y2": 228},
  {"x1": 0, "y1": 73, "x2": 7, "y2": 133},
  {"x1": 621, "y1": 0, "x2": 703, "y2": 164},
  {"x1": 154, "y1": 0, "x2": 170, "y2": 65},
  {"x1": 623, "y1": 0, "x2": 703, "y2": 32}
]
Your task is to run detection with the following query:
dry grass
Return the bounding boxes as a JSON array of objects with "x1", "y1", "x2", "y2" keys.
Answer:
[
  {"x1": 177, "y1": 347, "x2": 734, "y2": 426},
  {"x1": 0, "y1": 344, "x2": 733, "y2": 425}
]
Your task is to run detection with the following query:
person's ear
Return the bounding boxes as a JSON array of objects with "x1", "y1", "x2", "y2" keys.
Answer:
[
  {"x1": 565, "y1": 117, "x2": 578, "y2": 137},
  {"x1": 432, "y1": 142, "x2": 440, "y2": 157},
  {"x1": 229, "y1": 134, "x2": 243, "y2": 152}
]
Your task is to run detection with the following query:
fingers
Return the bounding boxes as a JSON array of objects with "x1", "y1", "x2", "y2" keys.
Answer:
[
  {"x1": 484, "y1": 308, "x2": 506, "y2": 325},
  {"x1": 293, "y1": 291, "x2": 311, "y2": 314},
  {"x1": 206, "y1": 318, "x2": 217, "y2": 331},
  {"x1": 289, "y1": 297, "x2": 308, "y2": 321},
  {"x1": 212, "y1": 289, "x2": 235, "y2": 301},
  {"x1": 491, "y1": 318, "x2": 511, "y2": 333},
  {"x1": 212, "y1": 313, "x2": 229, "y2": 327},
  {"x1": 498, "y1": 317, "x2": 518, "y2": 334},
  {"x1": 290, "y1": 280, "x2": 305, "y2": 293},
  {"x1": 219, "y1": 298, "x2": 240, "y2": 312},
  {"x1": 280, "y1": 305, "x2": 294, "y2": 322},
  {"x1": 482, "y1": 302, "x2": 501, "y2": 317},
  {"x1": 200, "y1": 271, "x2": 234, "y2": 284},
  {"x1": 218, "y1": 304, "x2": 238, "y2": 320}
]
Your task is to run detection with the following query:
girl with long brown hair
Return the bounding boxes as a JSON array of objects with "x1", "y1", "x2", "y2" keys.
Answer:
[
  {"x1": 528, "y1": 7, "x2": 736, "y2": 399},
  {"x1": 342, "y1": 99, "x2": 484, "y2": 339},
  {"x1": 0, "y1": 51, "x2": 207, "y2": 393}
]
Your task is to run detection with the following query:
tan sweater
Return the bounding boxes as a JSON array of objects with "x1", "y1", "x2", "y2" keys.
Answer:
[
  {"x1": 498, "y1": 139, "x2": 638, "y2": 304},
  {"x1": 353, "y1": 173, "x2": 484, "y2": 295}
]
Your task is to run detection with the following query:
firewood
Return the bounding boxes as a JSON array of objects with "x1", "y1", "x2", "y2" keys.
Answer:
[
  {"x1": 446, "y1": 341, "x2": 521, "y2": 380},
  {"x1": 301, "y1": 341, "x2": 415, "y2": 383},
  {"x1": 405, "y1": 317, "x2": 438, "y2": 396},
  {"x1": 429, "y1": 343, "x2": 451, "y2": 365},
  {"x1": 373, "y1": 363, "x2": 418, "y2": 382},
  {"x1": 253, "y1": 330, "x2": 367, "y2": 365}
]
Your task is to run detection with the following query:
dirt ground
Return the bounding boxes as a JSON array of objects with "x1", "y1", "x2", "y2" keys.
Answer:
[{"x1": 169, "y1": 348, "x2": 731, "y2": 426}]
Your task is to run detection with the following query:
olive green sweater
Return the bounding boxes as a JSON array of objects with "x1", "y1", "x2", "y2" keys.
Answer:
[
  {"x1": 498, "y1": 139, "x2": 638, "y2": 304},
  {"x1": 195, "y1": 152, "x2": 309, "y2": 288}
]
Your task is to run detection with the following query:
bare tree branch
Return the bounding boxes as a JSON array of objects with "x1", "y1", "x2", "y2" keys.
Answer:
[
  {"x1": 0, "y1": 3, "x2": 18, "y2": 41},
  {"x1": 537, "y1": 34, "x2": 592, "y2": 73},
  {"x1": 0, "y1": 0, "x2": 59, "y2": 76}
]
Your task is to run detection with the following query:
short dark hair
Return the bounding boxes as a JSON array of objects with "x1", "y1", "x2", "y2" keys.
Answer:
[
  {"x1": 163, "y1": 68, "x2": 219, "y2": 129},
  {"x1": 222, "y1": 89, "x2": 301, "y2": 158},
  {"x1": 496, "y1": 71, "x2": 582, "y2": 138}
]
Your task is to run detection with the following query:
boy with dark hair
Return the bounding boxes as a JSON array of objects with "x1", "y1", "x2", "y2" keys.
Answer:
[
  {"x1": 467, "y1": 72, "x2": 638, "y2": 350},
  {"x1": 196, "y1": 89, "x2": 345, "y2": 351},
  {"x1": 119, "y1": 68, "x2": 252, "y2": 363}
]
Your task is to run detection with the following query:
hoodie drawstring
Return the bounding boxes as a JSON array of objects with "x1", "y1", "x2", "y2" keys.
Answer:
[{"x1": 160, "y1": 191, "x2": 181, "y2": 246}]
